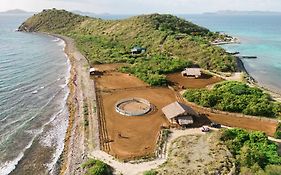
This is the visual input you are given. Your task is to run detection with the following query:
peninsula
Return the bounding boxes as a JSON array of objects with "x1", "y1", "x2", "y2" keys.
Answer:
[{"x1": 18, "y1": 9, "x2": 281, "y2": 175}]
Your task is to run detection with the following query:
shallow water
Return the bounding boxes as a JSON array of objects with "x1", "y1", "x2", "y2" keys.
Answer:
[
  {"x1": 0, "y1": 15, "x2": 70, "y2": 174},
  {"x1": 181, "y1": 14, "x2": 281, "y2": 94}
]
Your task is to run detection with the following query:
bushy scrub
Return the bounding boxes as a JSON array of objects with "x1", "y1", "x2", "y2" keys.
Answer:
[
  {"x1": 143, "y1": 170, "x2": 158, "y2": 175},
  {"x1": 120, "y1": 55, "x2": 192, "y2": 86},
  {"x1": 184, "y1": 81, "x2": 281, "y2": 117},
  {"x1": 275, "y1": 123, "x2": 281, "y2": 139},
  {"x1": 81, "y1": 159, "x2": 112, "y2": 175},
  {"x1": 20, "y1": 9, "x2": 238, "y2": 73},
  {"x1": 221, "y1": 129, "x2": 281, "y2": 174}
]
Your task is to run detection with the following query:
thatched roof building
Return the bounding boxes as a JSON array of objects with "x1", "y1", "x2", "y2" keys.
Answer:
[
  {"x1": 181, "y1": 68, "x2": 201, "y2": 78},
  {"x1": 162, "y1": 101, "x2": 197, "y2": 126}
]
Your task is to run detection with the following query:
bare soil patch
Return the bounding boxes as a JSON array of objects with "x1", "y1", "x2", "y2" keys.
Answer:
[
  {"x1": 167, "y1": 72, "x2": 223, "y2": 89},
  {"x1": 184, "y1": 101, "x2": 278, "y2": 136},
  {"x1": 156, "y1": 132, "x2": 234, "y2": 175},
  {"x1": 95, "y1": 72, "x2": 148, "y2": 90},
  {"x1": 94, "y1": 65, "x2": 178, "y2": 160},
  {"x1": 101, "y1": 88, "x2": 176, "y2": 160}
]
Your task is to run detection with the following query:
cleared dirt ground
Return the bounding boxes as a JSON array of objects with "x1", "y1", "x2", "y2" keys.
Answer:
[
  {"x1": 95, "y1": 72, "x2": 148, "y2": 90},
  {"x1": 94, "y1": 63, "x2": 278, "y2": 161},
  {"x1": 94, "y1": 65, "x2": 177, "y2": 160},
  {"x1": 184, "y1": 101, "x2": 278, "y2": 136},
  {"x1": 101, "y1": 88, "x2": 176, "y2": 160},
  {"x1": 167, "y1": 72, "x2": 223, "y2": 89}
]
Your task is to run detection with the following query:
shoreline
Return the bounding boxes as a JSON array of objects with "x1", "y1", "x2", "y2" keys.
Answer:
[
  {"x1": 52, "y1": 34, "x2": 84, "y2": 175},
  {"x1": 48, "y1": 33, "x2": 99, "y2": 175}
]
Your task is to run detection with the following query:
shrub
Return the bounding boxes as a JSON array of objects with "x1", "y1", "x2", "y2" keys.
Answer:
[
  {"x1": 143, "y1": 170, "x2": 157, "y2": 175},
  {"x1": 184, "y1": 81, "x2": 281, "y2": 118},
  {"x1": 274, "y1": 123, "x2": 281, "y2": 139},
  {"x1": 221, "y1": 129, "x2": 281, "y2": 173},
  {"x1": 82, "y1": 159, "x2": 112, "y2": 175},
  {"x1": 121, "y1": 54, "x2": 191, "y2": 86}
]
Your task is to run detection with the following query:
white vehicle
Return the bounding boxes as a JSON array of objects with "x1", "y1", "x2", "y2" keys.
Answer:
[{"x1": 201, "y1": 125, "x2": 210, "y2": 132}]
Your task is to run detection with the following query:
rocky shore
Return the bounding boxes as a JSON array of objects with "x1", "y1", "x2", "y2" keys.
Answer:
[{"x1": 49, "y1": 34, "x2": 99, "y2": 175}]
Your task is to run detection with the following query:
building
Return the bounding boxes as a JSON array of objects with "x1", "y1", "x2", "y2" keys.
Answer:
[
  {"x1": 131, "y1": 46, "x2": 146, "y2": 55},
  {"x1": 181, "y1": 68, "x2": 201, "y2": 78},
  {"x1": 162, "y1": 101, "x2": 197, "y2": 126}
]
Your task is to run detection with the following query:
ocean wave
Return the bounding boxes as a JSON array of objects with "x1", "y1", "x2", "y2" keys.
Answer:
[
  {"x1": 0, "y1": 138, "x2": 33, "y2": 175},
  {"x1": 0, "y1": 82, "x2": 69, "y2": 175},
  {"x1": 0, "y1": 83, "x2": 69, "y2": 144}
]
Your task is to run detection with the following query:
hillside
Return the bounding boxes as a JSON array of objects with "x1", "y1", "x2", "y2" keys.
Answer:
[{"x1": 19, "y1": 9, "x2": 237, "y2": 85}]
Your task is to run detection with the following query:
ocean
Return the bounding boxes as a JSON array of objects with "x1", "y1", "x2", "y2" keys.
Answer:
[
  {"x1": 0, "y1": 15, "x2": 70, "y2": 174},
  {"x1": 181, "y1": 14, "x2": 281, "y2": 94}
]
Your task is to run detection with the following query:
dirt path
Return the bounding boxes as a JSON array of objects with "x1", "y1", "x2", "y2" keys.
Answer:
[
  {"x1": 89, "y1": 128, "x2": 204, "y2": 175},
  {"x1": 53, "y1": 35, "x2": 99, "y2": 175}
]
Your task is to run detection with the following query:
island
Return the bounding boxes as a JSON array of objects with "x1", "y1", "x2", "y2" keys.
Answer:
[{"x1": 18, "y1": 9, "x2": 281, "y2": 175}]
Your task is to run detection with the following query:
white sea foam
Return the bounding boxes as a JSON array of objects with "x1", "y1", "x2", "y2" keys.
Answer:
[
  {"x1": 31, "y1": 90, "x2": 38, "y2": 94},
  {"x1": 0, "y1": 138, "x2": 34, "y2": 175}
]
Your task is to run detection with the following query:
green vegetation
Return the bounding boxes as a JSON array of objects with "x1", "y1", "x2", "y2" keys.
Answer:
[
  {"x1": 143, "y1": 170, "x2": 157, "y2": 175},
  {"x1": 81, "y1": 159, "x2": 112, "y2": 175},
  {"x1": 120, "y1": 55, "x2": 192, "y2": 86},
  {"x1": 19, "y1": 9, "x2": 238, "y2": 86},
  {"x1": 275, "y1": 123, "x2": 281, "y2": 139},
  {"x1": 84, "y1": 101, "x2": 89, "y2": 127},
  {"x1": 184, "y1": 81, "x2": 281, "y2": 118},
  {"x1": 221, "y1": 128, "x2": 281, "y2": 174}
]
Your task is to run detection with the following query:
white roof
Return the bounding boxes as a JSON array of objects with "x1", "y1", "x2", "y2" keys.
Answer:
[{"x1": 182, "y1": 68, "x2": 201, "y2": 76}]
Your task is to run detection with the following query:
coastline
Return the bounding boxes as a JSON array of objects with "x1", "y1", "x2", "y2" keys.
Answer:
[
  {"x1": 216, "y1": 38, "x2": 281, "y2": 103},
  {"x1": 52, "y1": 34, "x2": 84, "y2": 175},
  {"x1": 48, "y1": 33, "x2": 99, "y2": 175}
]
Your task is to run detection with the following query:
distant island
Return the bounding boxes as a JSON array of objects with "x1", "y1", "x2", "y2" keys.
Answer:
[
  {"x1": 204, "y1": 10, "x2": 281, "y2": 15},
  {"x1": 0, "y1": 9, "x2": 34, "y2": 15}
]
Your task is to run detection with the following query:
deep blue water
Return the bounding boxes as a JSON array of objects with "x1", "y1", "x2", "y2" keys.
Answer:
[
  {"x1": 0, "y1": 15, "x2": 69, "y2": 174},
  {"x1": 181, "y1": 14, "x2": 281, "y2": 94}
]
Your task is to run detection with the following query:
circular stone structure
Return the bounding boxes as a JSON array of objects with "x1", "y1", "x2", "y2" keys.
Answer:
[{"x1": 115, "y1": 98, "x2": 152, "y2": 116}]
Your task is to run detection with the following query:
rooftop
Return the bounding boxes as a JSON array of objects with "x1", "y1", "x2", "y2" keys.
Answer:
[
  {"x1": 162, "y1": 101, "x2": 197, "y2": 119},
  {"x1": 181, "y1": 68, "x2": 201, "y2": 76}
]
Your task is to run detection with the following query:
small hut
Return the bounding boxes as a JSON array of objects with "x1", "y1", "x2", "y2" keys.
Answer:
[
  {"x1": 131, "y1": 46, "x2": 146, "y2": 55},
  {"x1": 162, "y1": 101, "x2": 197, "y2": 126},
  {"x1": 181, "y1": 68, "x2": 201, "y2": 78}
]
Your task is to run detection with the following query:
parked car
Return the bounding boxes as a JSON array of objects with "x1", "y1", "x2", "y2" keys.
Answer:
[
  {"x1": 201, "y1": 125, "x2": 210, "y2": 132},
  {"x1": 210, "y1": 122, "x2": 221, "y2": 128}
]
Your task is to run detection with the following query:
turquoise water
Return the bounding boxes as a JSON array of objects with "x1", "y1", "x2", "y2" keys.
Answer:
[
  {"x1": 0, "y1": 15, "x2": 70, "y2": 174},
  {"x1": 182, "y1": 14, "x2": 281, "y2": 94}
]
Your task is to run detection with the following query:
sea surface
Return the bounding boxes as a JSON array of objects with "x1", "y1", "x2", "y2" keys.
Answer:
[
  {"x1": 181, "y1": 14, "x2": 281, "y2": 94},
  {"x1": 0, "y1": 15, "x2": 70, "y2": 174}
]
